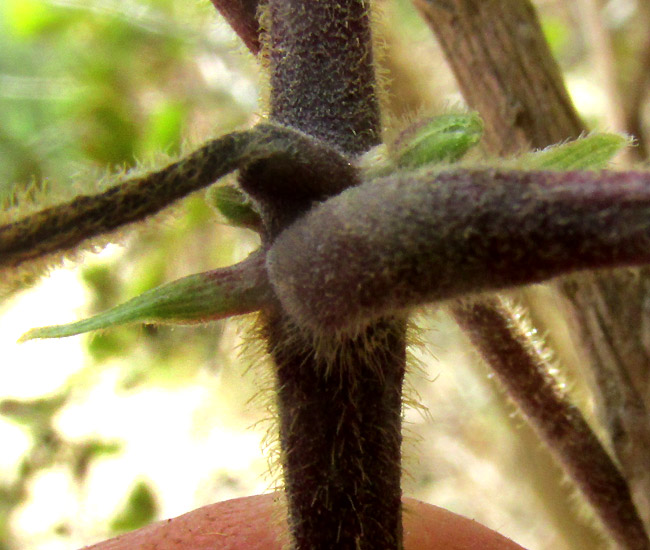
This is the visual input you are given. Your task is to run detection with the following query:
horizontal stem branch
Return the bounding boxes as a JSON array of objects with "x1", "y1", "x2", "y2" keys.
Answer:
[
  {"x1": 412, "y1": 0, "x2": 650, "y2": 532},
  {"x1": 0, "y1": 131, "x2": 250, "y2": 270},
  {"x1": 268, "y1": 168, "x2": 650, "y2": 332}
]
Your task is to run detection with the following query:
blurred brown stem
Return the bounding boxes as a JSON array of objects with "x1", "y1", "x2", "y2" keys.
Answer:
[
  {"x1": 413, "y1": 0, "x2": 582, "y2": 153},
  {"x1": 414, "y1": 0, "x2": 650, "y2": 544},
  {"x1": 624, "y1": 3, "x2": 650, "y2": 160},
  {"x1": 576, "y1": 0, "x2": 631, "y2": 159}
]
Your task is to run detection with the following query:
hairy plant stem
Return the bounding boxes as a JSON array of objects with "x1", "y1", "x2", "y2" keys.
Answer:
[
  {"x1": 268, "y1": 168, "x2": 650, "y2": 334},
  {"x1": 266, "y1": 0, "x2": 381, "y2": 155},
  {"x1": 455, "y1": 297, "x2": 649, "y2": 550},
  {"x1": 415, "y1": 0, "x2": 650, "y2": 544},
  {"x1": 256, "y1": 1, "x2": 407, "y2": 548},
  {"x1": 0, "y1": 123, "x2": 341, "y2": 273},
  {"x1": 0, "y1": 131, "x2": 249, "y2": 270},
  {"x1": 265, "y1": 317, "x2": 406, "y2": 550}
]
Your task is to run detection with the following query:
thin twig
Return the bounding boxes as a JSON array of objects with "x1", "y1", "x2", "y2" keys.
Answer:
[
  {"x1": 454, "y1": 296, "x2": 649, "y2": 550},
  {"x1": 0, "y1": 130, "x2": 251, "y2": 270},
  {"x1": 209, "y1": 0, "x2": 260, "y2": 54}
]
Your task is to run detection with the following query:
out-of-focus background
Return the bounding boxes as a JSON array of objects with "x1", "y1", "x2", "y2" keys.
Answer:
[{"x1": 1, "y1": 1, "x2": 648, "y2": 549}]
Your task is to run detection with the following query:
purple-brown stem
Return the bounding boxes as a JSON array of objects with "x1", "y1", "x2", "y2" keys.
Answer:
[
  {"x1": 0, "y1": 130, "x2": 249, "y2": 270},
  {"x1": 0, "y1": 123, "x2": 345, "y2": 272},
  {"x1": 266, "y1": 0, "x2": 381, "y2": 155},
  {"x1": 209, "y1": 0, "x2": 260, "y2": 54},
  {"x1": 268, "y1": 169, "x2": 650, "y2": 334},
  {"x1": 454, "y1": 297, "x2": 649, "y2": 550},
  {"x1": 257, "y1": 1, "x2": 407, "y2": 549}
]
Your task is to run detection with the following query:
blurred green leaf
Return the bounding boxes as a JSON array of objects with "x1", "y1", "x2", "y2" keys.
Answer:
[
  {"x1": 0, "y1": 393, "x2": 68, "y2": 427},
  {"x1": 4, "y1": 0, "x2": 60, "y2": 38},
  {"x1": 86, "y1": 329, "x2": 138, "y2": 362},
  {"x1": 109, "y1": 480, "x2": 158, "y2": 533},
  {"x1": 72, "y1": 439, "x2": 122, "y2": 481},
  {"x1": 139, "y1": 100, "x2": 186, "y2": 156},
  {"x1": 82, "y1": 264, "x2": 119, "y2": 306},
  {"x1": 541, "y1": 15, "x2": 571, "y2": 59}
]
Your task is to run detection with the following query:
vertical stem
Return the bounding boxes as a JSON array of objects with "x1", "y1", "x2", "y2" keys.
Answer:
[
  {"x1": 624, "y1": 1, "x2": 650, "y2": 160},
  {"x1": 260, "y1": 1, "x2": 407, "y2": 549},
  {"x1": 266, "y1": 318, "x2": 406, "y2": 550},
  {"x1": 267, "y1": 0, "x2": 381, "y2": 154},
  {"x1": 413, "y1": 0, "x2": 583, "y2": 153},
  {"x1": 575, "y1": 0, "x2": 632, "y2": 161}
]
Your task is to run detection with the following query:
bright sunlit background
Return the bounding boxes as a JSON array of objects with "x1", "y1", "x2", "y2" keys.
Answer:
[{"x1": 1, "y1": 1, "x2": 648, "y2": 549}]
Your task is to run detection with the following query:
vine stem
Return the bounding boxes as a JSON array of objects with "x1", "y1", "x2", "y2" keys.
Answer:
[
  {"x1": 454, "y1": 297, "x2": 649, "y2": 550},
  {"x1": 258, "y1": 1, "x2": 407, "y2": 549},
  {"x1": 0, "y1": 122, "x2": 346, "y2": 272}
]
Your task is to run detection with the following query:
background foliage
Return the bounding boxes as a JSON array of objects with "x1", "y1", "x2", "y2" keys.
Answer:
[{"x1": 1, "y1": 0, "x2": 648, "y2": 549}]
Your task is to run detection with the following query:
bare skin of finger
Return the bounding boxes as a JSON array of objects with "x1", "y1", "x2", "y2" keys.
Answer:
[{"x1": 81, "y1": 494, "x2": 527, "y2": 550}]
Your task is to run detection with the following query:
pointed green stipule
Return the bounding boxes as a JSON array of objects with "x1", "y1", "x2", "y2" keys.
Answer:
[
  {"x1": 358, "y1": 113, "x2": 483, "y2": 178},
  {"x1": 20, "y1": 251, "x2": 269, "y2": 341},
  {"x1": 520, "y1": 133, "x2": 631, "y2": 170},
  {"x1": 391, "y1": 112, "x2": 484, "y2": 168}
]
